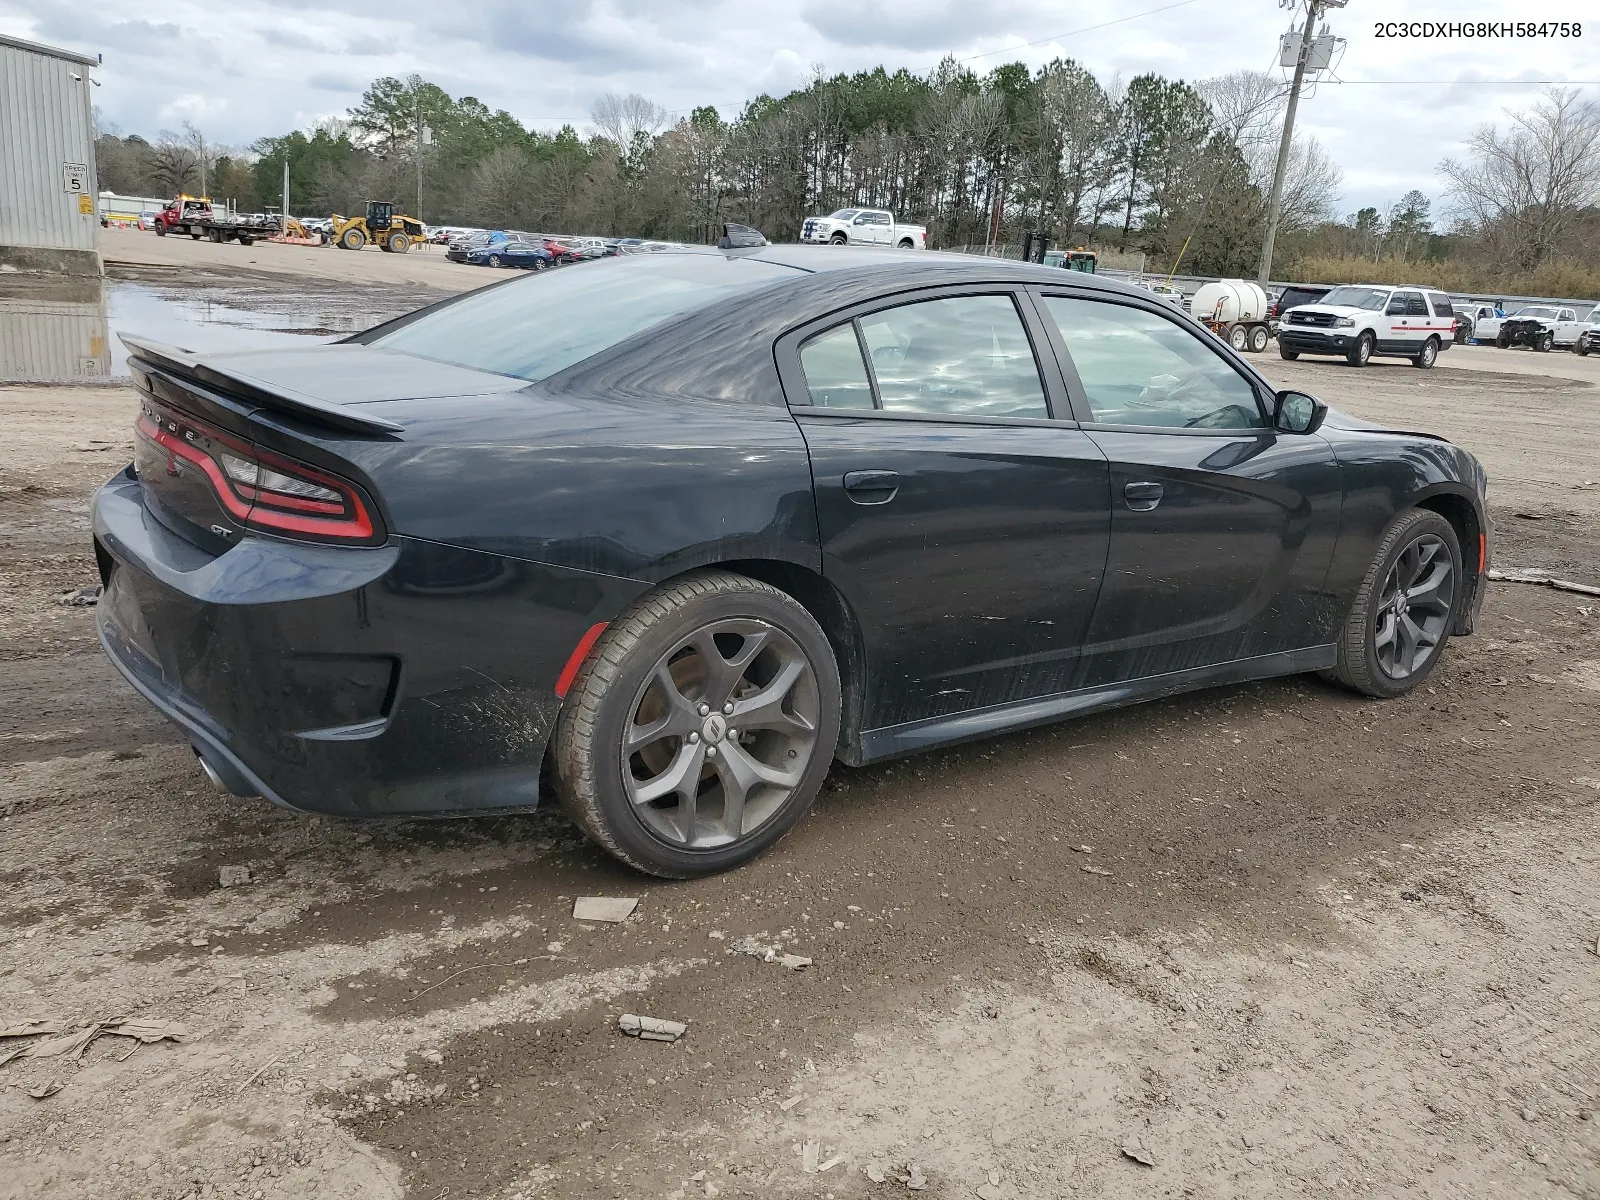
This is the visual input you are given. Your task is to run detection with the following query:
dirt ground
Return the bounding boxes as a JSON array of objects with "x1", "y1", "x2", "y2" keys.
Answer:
[{"x1": 2, "y1": 247, "x2": 1599, "y2": 1200}]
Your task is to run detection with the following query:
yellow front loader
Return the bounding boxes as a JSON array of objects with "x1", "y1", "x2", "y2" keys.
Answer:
[{"x1": 330, "y1": 201, "x2": 425, "y2": 253}]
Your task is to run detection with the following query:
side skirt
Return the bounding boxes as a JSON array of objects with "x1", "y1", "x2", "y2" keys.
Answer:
[{"x1": 850, "y1": 645, "x2": 1337, "y2": 765}]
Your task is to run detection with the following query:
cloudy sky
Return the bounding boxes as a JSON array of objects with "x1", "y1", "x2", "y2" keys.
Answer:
[{"x1": 5, "y1": 0, "x2": 1594, "y2": 214}]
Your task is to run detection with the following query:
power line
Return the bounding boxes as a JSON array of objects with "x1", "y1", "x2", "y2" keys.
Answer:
[{"x1": 956, "y1": 0, "x2": 1206, "y2": 62}]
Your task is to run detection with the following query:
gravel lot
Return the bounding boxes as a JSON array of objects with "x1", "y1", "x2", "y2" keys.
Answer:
[{"x1": 2, "y1": 240, "x2": 1598, "y2": 1200}]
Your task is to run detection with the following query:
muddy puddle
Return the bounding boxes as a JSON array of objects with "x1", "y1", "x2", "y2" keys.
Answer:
[{"x1": 0, "y1": 276, "x2": 369, "y2": 384}]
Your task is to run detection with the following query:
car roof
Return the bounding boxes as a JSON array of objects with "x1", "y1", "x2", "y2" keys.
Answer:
[{"x1": 708, "y1": 243, "x2": 1155, "y2": 296}]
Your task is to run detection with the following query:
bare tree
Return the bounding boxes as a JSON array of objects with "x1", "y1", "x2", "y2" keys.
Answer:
[
  {"x1": 1196, "y1": 70, "x2": 1283, "y2": 153},
  {"x1": 591, "y1": 93, "x2": 670, "y2": 152},
  {"x1": 1439, "y1": 87, "x2": 1600, "y2": 267}
]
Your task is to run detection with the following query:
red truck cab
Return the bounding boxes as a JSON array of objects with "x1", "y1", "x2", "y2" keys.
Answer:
[{"x1": 153, "y1": 196, "x2": 215, "y2": 236}]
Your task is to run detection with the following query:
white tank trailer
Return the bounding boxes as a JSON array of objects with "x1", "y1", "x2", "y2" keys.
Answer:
[{"x1": 1191, "y1": 279, "x2": 1273, "y2": 353}]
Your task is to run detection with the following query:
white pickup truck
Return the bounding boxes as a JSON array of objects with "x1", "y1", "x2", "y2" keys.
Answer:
[{"x1": 800, "y1": 209, "x2": 927, "y2": 249}]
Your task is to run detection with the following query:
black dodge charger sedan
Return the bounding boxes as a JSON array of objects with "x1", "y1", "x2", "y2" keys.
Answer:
[{"x1": 95, "y1": 240, "x2": 1490, "y2": 877}]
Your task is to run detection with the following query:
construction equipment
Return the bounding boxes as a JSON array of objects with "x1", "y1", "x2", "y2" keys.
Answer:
[{"x1": 330, "y1": 202, "x2": 425, "y2": 253}]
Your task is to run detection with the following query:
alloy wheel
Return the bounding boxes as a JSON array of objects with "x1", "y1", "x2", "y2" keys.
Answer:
[
  {"x1": 1373, "y1": 534, "x2": 1455, "y2": 680},
  {"x1": 621, "y1": 618, "x2": 820, "y2": 849}
]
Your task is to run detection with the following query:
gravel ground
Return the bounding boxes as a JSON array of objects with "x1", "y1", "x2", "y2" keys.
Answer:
[{"x1": 2, "y1": 250, "x2": 1598, "y2": 1200}]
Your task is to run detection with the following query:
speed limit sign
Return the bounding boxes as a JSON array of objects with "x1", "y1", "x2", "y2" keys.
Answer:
[{"x1": 62, "y1": 162, "x2": 88, "y2": 193}]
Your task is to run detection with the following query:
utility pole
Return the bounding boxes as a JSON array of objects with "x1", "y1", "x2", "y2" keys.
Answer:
[{"x1": 1257, "y1": 0, "x2": 1344, "y2": 285}]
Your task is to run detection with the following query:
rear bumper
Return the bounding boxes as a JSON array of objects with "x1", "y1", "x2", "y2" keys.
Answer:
[{"x1": 93, "y1": 470, "x2": 645, "y2": 817}]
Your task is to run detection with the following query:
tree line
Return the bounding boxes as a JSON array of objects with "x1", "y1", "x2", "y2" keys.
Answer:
[{"x1": 93, "y1": 65, "x2": 1600, "y2": 290}]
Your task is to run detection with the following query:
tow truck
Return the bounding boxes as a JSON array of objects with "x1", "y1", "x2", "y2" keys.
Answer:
[{"x1": 152, "y1": 196, "x2": 271, "y2": 245}]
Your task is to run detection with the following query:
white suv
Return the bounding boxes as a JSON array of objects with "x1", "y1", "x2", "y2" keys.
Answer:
[{"x1": 1277, "y1": 284, "x2": 1458, "y2": 368}]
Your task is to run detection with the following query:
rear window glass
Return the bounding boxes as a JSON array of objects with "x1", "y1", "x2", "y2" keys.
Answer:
[
  {"x1": 367, "y1": 254, "x2": 802, "y2": 382},
  {"x1": 1430, "y1": 294, "x2": 1455, "y2": 318}
]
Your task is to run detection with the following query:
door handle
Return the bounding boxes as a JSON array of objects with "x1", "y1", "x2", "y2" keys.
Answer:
[
  {"x1": 1124, "y1": 481, "x2": 1164, "y2": 511},
  {"x1": 843, "y1": 470, "x2": 900, "y2": 505}
]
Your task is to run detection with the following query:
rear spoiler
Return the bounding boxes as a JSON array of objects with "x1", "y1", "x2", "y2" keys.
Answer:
[{"x1": 119, "y1": 334, "x2": 406, "y2": 436}]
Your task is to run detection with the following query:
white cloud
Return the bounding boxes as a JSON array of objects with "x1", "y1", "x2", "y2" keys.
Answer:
[{"x1": 2, "y1": 0, "x2": 1593, "y2": 209}]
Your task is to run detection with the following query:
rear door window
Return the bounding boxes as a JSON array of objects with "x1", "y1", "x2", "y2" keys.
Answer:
[
  {"x1": 857, "y1": 295, "x2": 1048, "y2": 418},
  {"x1": 799, "y1": 325, "x2": 874, "y2": 409}
]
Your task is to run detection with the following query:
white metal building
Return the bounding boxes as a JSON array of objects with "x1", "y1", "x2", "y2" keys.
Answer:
[{"x1": 0, "y1": 33, "x2": 102, "y2": 276}]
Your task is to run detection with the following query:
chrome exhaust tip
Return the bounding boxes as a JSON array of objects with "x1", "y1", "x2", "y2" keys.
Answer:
[{"x1": 195, "y1": 750, "x2": 231, "y2": 793}]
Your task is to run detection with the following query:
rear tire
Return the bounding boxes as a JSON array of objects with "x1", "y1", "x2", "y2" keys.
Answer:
[
  {"x1": 1413, "y1": 337, "x2": 1438, "y2": 369},
  {"x1": 387, "y1": 232, "x2": 410, "y2": 254},
  {"x1": 1248, "y1": 324, "x2": 1270, "y2": 353},
  {"x1": 1328, "y1": 509, "x2": 1461, "y2": 699},
  {"x1": 1346, "y1": 331, "x2": 1374, "y2": 367},
  {"x1": 898, "y1": 238, "x2": 914, "y2": 249},
  {"x1": 553, "y1": 570, "x2": 842, "y2": 878},
  {"x1": 1226, "y1": 322, "x2": 1248, "y2": 351}
]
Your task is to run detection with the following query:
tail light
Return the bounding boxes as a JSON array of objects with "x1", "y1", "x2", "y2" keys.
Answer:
[{"x1": 136, "y1": 407, "x2": 381, "y2": 545}]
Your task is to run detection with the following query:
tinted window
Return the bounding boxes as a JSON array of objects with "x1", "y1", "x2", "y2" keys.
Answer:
[
  {"x1": 1431, "y1": 294, "x2": 1456, "y2": 318},
  {"x1": 1043, "y1": 296, "x2": 1265, "y2": 430},
  {"x1": 1403, "y1": 292, "x2": 1430, "y2": 317},
  {"x1": 856, "y1": 295, "x2": 1047, "y2": 418},
  {"x1": 799, "y1": 325, "x2": 873, "y2": 409},
  {"x1": 367, "y1": 254, "x2": 801, "y2": 382}
]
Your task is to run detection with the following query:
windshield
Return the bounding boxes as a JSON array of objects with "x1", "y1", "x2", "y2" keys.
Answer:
[
  {"x1": 1514, "y1": 306, "x2": 1558, "y2": 319},
  {"x1": 829, "y1": 209, "x2": 859, "y2": 220},
  {"x1": 366, "y1": 253, "x2": 803, "y2": 382},
  {"x1": 1319, "y1": 287, "x2": 1391, "y2": 311}
]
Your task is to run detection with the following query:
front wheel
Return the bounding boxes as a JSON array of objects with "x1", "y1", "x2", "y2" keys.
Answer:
[
  {"x1": 488, "y1": 254, "x2": 503, "y2": 268},
  {"x1": 1495, "y1": 332, "x2": 1510, "y2": 349},
  {"x1": 1347, "y1": 331, "x2": 1374, "y2": 367},
  {"x1": 1536, "y1": 332, "x2": 1553, "y2": 352},
  {"x1": 1328, "y1": 509, "x2": 1460, "y2": 698},
  {"x1": 553, "y1": 570, "x2": 842, "y2": 878},
  {"x1": 1279, "y1": 345, "x2": 1300, "y2": 361},
  {"x1": 1578, "y1": 340, "x2": 1592, "y2": 357},
  {"x1": 830, "y1": 233, "x2": 848, "y2": 245},
  {"x1": 1413, "y1": 337, "x2": 1438, "y2": 369}
]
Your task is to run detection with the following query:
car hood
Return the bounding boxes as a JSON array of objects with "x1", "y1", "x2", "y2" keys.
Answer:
[
  {"x1": 1320, "y1": 405, "x2": 1450, "y2": 443},
  {"x1": 1503, "y1": 313, "x2": 1556, "y2": 324}
]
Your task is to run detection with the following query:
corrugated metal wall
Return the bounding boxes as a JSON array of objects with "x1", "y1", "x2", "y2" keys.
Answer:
[
  {"x1": 0, "y1": 297, "x2": 111, "y2": 382},
  {"x1": 0, "y1": 40, "x2": 99, "y2": 253}
]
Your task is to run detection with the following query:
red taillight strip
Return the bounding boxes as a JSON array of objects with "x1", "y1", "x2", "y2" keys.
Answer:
[
  {"x1": 136, "y1": 412, "x2": 376, "y2": 542},
  {"x1": 554, "y1": 623, "x2": 608, "y2": 698}
]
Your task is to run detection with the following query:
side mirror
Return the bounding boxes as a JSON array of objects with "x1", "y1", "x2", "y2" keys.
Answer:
[
  {"x1": 1273, "y1": 390, "x2": 1327, "y2": 435},
  {"x1": 1386, "y1": 301, "x2": 1406, "y2": 316}
]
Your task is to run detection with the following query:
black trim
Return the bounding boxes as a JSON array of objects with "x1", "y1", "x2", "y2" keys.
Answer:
[{"x1": 852, "y1": 645, "x2": 1338, "y2": 763}]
